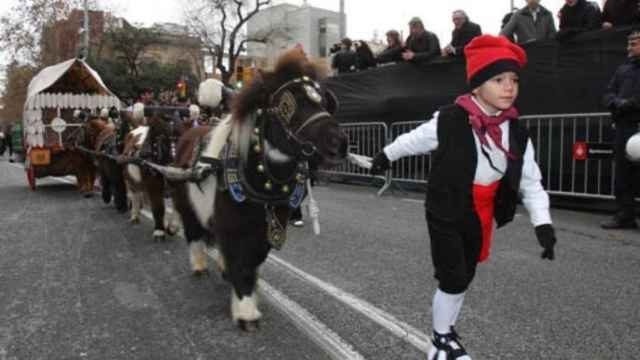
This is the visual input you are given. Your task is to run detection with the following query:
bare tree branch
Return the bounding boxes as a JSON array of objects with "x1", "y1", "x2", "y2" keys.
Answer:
[{"x1": 182, "y1": 0, "x2": 274, "y2": 84}]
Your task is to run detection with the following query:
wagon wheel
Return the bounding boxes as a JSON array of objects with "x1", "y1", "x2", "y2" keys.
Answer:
[{"x1": 26, "y1": 164, "x2": 36, "y2": 191}]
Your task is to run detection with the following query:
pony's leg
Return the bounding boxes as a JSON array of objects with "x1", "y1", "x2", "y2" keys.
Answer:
[
  {"x1": 228, "y1": 262, "x2": 262, "y2": 331},
  {"x1": 164, "y1": 207, "x2": 181, "y2": 236},
  {"x1": 129, "y1": 190, "x2": 142, "y2": 224},
  {"x1": 100, "y1": 170, "x2": 112, "y2": 204},
  {"x1": 188, "y1": 239, "x2": 209, "y2": 277},
  {"x1": 224, "y1": 239, "x2": 269, "y2": 331},
  {"x1": 113, "y1": 170, "x2": 128, "y2": 213},
  {"x1": 149, "y1": 192, "x2": 166, "y2": 241}
]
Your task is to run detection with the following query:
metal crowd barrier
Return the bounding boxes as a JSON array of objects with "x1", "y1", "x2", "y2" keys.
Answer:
[{"x1": 324, "y1": 113, "x2": 627, "y2": 200}]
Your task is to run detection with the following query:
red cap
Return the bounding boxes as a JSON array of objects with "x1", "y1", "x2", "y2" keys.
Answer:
[{"x1": 464, "y1": 35, "x2": 527, "y2": 89}]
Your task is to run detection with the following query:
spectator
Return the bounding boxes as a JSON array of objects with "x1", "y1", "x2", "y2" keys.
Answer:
[
  {"x1": 502, "y1": 7, "x2": 519, "y2": 42},
  {"x1": 602, "y1": 0, "x2": 640, "y2": 28},
  {"x1": 354, "y1": 40, "x2": 377, "y2": 71},
  {"x1": 600, "y1": 30, "x2": 640, "y2": 229},
  {"x1": 331, "y1": 38, "x2": 358, "y2": 75},
  {"x1": 557, "y1": 0, "x2": 602, "y2": 41},
  {"x1": 376, "y1": 30, "x2": 403, "y2": 64},
  {"x1": 442, "y1": 10, "x2": 482, "y2": 57},
  {"x1": 403, "y1": 17, "x2": 441, "y2": 64},
  {"x1": 500, "y1": 0, "x2": 557, "y2": 43},
  {"x1": 0, "y1": 130, "x2": 5, "y2": 156}
]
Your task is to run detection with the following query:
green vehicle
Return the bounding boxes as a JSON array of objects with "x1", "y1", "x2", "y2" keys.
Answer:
[{"x1": 11, "y1": 122, "x2": 25, "y2": 162}]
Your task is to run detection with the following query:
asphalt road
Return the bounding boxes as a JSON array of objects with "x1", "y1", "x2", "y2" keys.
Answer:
[{"x1": 1, "y1": 157, "x2": 639, "y2": 360}]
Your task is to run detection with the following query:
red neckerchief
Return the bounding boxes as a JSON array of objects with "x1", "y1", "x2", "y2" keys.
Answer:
[{"x1": 455, "y1": 94, "x2": 518, "y2": 160}]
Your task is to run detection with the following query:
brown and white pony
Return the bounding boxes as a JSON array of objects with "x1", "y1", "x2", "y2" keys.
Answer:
[
  {"x1": 122, "y1": 113, "x2": 179, "y2": 240},
  {"x1": 170, "y1": 49, "x2": 348, "y2": 330},
  {"x1": 80, "y1": 116, "x2": 128, "y2": 212}
]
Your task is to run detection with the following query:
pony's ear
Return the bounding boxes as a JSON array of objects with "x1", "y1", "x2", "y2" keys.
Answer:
[{"x1": 323, "y1": 88, "x2": 339, "y2": 115}]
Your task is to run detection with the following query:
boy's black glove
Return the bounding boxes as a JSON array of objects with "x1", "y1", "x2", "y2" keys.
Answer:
[
  {"x1": 370, "y1": 151, "x2": 391, "y2": 175},
  {"x1": 534, "y1": 224, "x2": 556, "y2": 260}
]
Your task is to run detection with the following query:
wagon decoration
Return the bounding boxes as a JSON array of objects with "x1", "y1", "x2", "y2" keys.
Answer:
[{"x1": 22, "y1": 58, "x2": 121, "y2": 192}]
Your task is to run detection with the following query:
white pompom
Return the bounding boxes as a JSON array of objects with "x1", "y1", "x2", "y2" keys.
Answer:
[
  {"x1": 626, "y1": 132, "x2": 640, "y2": 162},
  {"x1": 198, "y1": 79, "x2": 223, "y2": 108},
  {"x1": 132, "y1": 102, "x2": 145, "y2": 122},
  {"x1": 189, "y1": 104, "x2": 201, "y2": 120},
  {"x1": 100, "y1": 107, "x2": 109, "y2": 118}
]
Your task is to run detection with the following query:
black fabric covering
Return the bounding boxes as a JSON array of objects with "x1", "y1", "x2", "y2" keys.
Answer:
[{"x1": 324, "y1": 28, "x2": 633, "y2": 123}]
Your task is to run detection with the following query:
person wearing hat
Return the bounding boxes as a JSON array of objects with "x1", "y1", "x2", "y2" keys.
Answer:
[
  {"x1": 403, "y1": 17, "x2": 441, "y2": 64},
  {"x1": 369, "y1": 35, "x2": 556, "y2": 359},
  {"x1": 331, "y1": 38, "x2": 358, "y2": 74},
  {"x1": 600, "y1": 30, "x2": 640, "y2": 229}
]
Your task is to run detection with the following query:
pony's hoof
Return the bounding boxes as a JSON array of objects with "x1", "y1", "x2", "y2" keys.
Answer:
[
  {"x1": 130, "y1": 217, "x2": 140, "y2": 224},
  {"x1": 192, "y1": 269, "x2": 209, "y2": 278},
  {"x1": 153, "y1": 230, "x2": 166, "y2": 242},
  {"x1": 83, "y1": 192, "x2": 93, "y2": 198},
  {"x1": 237, "y1": 319, "x2": 260, "y2": 332}
]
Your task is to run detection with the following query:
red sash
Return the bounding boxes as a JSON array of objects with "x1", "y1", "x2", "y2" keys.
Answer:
[{"x1": 472, "y1": 181, "x2": 500, "y2": 262}]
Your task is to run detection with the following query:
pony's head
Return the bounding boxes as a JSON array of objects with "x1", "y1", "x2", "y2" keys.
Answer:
[
  {"x1": 232, "y1": 48, "x2": 347, "y2": 167},
  {"x1": 142, "y1": 114, "x2": 173, "y2": 165}
]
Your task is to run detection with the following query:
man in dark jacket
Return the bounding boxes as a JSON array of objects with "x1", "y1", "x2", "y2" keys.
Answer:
[
  {"x1": 501, "y1": 0, "x2": 557, "y2": 43},
  {"x1": 602, "y1": 0, "x2": 640, "y2": 28},
  {"x1": 601, "y1": 31, "x2": 640, "y2": 229},
  {"x1": 331, "y1": 38, "x2": 358, "y2": 74},
  {"x1": 403, "y1": 17, "x2": 441, "y2": 64},
  {"x1": 443, "y1": 10, "x2": 482, "y2": 57},
  {"x1": 557, "y1": 0, "x2": 602, "y2": 40}
]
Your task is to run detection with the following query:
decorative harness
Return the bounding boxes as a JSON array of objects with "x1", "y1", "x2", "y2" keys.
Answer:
[{"x1": 197, "y1": 76, "x2": 335, "y2": 249}]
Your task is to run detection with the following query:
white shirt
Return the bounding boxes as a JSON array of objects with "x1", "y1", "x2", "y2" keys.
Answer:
[{"x1": 383, "y1": 111, "x2": 552, "y2": 227}]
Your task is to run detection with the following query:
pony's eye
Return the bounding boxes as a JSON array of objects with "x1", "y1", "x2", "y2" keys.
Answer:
[{"x1": 304, "y1": 85, "x2": 322, "y2": 104}]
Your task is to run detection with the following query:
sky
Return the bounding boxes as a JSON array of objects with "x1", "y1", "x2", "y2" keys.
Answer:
[
  {"x1": 0, "y1": 0, "x2": 606, "y2": 88},
  {"x1": 107, "y1": 0, "x2": 588, "y2": 45}
]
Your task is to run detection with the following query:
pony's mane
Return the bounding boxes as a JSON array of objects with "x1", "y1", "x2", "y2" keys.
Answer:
[{"x1": 232, "y1": 49, "x2": 327, "y2": 121}]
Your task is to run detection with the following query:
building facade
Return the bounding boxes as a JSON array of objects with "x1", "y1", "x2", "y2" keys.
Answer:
[{"x1": 247, "y1": 3, "x2": 344, "y2": 68}]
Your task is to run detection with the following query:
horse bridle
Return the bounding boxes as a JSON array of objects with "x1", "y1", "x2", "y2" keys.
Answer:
[{"x1": 264, "y1": 76, "x2": 334, "y2": 160}]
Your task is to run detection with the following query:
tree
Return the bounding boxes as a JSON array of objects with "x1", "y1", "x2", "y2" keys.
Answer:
[
  {"x1": 0, "y1": 62, "x2": 37, "y2": 125},
  {"x1": 103, "y1": 25, "x2": 159, "y2": 78},
  {"x1": 183, "y1": 0, "x2": 274, "y2": 84},
  {"x1": 0, "y1": 0, "x2": 100, "y2": 66}
]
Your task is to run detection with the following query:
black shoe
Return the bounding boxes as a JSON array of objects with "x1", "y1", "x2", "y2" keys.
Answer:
[{"x1": 600, "y1": 216, "x2": 637, "y2": 229}]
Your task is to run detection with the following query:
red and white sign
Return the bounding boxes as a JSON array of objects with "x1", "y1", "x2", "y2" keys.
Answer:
[{"x1": 573, "y1": 141, "x2": 587, "y2": 160}]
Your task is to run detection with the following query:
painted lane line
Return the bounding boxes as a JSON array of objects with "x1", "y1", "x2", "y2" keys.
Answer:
[
  {"x1": 259, "y1": 280, "x2": 365, "y2": 360},
  {"x1": 267, "y1": 254, "x2": 433, "y2": 353},
  {"x1": 402, "y1": 198, "x2": 423, "y2": 204},
  {"x1": 138, "y1": 209, "x2": 366, "y2": 360},
  {"x1": 41, "y1": 168, "x2": 423, "y2": 356}
]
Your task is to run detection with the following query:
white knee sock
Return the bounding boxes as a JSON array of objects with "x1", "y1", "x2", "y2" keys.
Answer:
[{"x1": 432, "y1": 289, "x2": 466, "y2": 334}]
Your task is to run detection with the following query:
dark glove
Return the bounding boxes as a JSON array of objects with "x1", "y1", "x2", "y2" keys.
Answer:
[
  {"x1": 534, "y1": 224, "x2": 556, "y2": 260},
  {"x1": 370, "y1": 151, "x2": 391, "y2": 175}
]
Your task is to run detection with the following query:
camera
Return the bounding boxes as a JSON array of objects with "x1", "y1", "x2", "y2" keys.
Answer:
[{"x1": 329, "y1": 43, "x2": 341, "y2": 54}]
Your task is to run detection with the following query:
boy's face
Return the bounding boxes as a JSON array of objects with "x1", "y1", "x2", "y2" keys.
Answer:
[{"x1": 473, "y1": 71, "x2": 519, "y2": 112}]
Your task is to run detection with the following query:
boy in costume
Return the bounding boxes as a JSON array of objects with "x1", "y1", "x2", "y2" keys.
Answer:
[{"x1": 370, "y1": 35, "x2": 557, "y2": 359}]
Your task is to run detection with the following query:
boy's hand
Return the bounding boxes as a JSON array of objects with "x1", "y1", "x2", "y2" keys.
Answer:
[
  {"x1": 370, "y1": 151, "x2": 390, "y2": 175},
  {"x1": 535, "y1": 224, "x2": 556, "y2": 260}
]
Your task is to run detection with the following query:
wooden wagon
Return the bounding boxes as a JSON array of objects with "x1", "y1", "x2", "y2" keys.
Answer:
[{"x1": 22, "y1": 58, "x2": 121, "y2": 193}]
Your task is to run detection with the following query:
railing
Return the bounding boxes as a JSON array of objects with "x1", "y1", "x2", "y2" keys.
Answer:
[{"x1": 322, "y1": 113, "x2": 637, "y2": 200}]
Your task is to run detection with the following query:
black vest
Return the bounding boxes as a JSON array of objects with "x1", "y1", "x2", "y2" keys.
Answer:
[{"x1": 425, "y1": 104, "x2": 529, "y2": 228}]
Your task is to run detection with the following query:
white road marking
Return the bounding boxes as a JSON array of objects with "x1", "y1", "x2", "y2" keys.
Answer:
[
  {"x1": 39, "y1": 171, "x2": 423, "y2": 357},
  {"x1": 267, "y1": 254, "x2": 433, "y2": 353},
  {"x1": 140, "y1": 209, "x2": 366, "y2": 360},
  {"x1": 402, "y1": 198, "x2": 423, "y2": 204},
  {"x1": 259, "y1": 280, "x2": 365, "y2": 360}
]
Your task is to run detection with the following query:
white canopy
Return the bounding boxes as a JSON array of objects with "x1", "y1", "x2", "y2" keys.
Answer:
[{"x1": 24, "y1": 58, "x2": 121, "y2": 111}]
